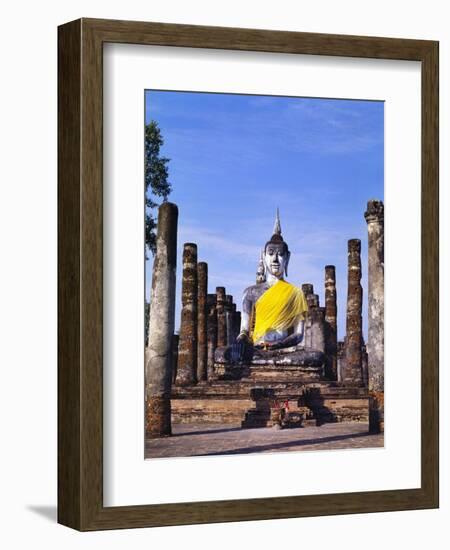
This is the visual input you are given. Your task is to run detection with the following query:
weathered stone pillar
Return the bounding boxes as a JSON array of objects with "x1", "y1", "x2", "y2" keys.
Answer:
[
  {"x1": 176, "y1": 243, "x2": 198, "y2": 386},
  {"x1": 302, "y1": 283, "x2": 314, "y2": 297},
  {"x1": 324, "y1": 265, "x2": 338, "y2": 380},
  {"x1": 171, "y1": 334, "x2": 179, "y2": 384},
  {"x1": 234, "y1": 309, "x2": 241, "y2": 341},
  {"x1": 343, "y1": 239, "x2": 363, "y2": 386},
  {"x1": 365, "y1": 199, "x2": 384, "y2": 433},
  {"x1": 197, "y1": 262, "x2": 208, "y2": 382},
  {"x1": 207, "y1": 303, "x2": 218, "y2": 379},
  {"x1": 337, "y1": 340, "x2": 345, "y2": 382},
  {"x1": 216, "y1": 287, "x2": 227, "y2": 347},
  {"x1": 310, "y1": 307, "x2": 326, "y2": 353},
  {"x1": 226, "y1": 295, "x2": 234, "y2": 345},
  {"x1": 231, "y1": 303, "x2": 237, "y2": 339},
  {"x1": 145, "y1": 202, "x2": 178, "y2": 437},
  {"x1": 362, "y1": 341, "x2": 369, "y2": 388},
  {"x1": 309, "y1": 294, "x2": 320, "y2": 309},
  {"x1": 302, "y1": 283, "x2": 314, "y2": 349}
]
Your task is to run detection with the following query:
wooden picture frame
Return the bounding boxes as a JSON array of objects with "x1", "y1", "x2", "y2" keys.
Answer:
[{"x1": 58, "y1": 18, "x2": 439, "y2": 531}]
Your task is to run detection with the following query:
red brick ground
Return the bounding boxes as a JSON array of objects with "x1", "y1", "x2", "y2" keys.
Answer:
[{"x1": 145, "y1": 421, "x2": 383, "y2": 459}]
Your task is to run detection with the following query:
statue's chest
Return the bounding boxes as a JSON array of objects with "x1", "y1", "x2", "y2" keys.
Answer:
[{"x1": 249, "y1": 284, "x2": 270, "y2": 305}]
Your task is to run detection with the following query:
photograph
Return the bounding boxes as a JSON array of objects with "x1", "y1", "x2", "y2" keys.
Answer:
[{"x1": 144, "y1": 90, "x2": 385, "y2": 459}]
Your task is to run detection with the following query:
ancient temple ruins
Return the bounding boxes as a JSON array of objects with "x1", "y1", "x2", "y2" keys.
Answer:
[{"x1": 145, "y1": 200, "x2": 384, "y2": 439}]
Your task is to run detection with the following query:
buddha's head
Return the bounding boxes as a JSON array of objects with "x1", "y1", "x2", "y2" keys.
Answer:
[{"x1": 263, "y1": 209, "x2": 290, "y2": 279}]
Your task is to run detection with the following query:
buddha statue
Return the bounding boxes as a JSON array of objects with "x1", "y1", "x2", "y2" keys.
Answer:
[
  {"x1": 236, "y1": 209, "x2": 308, "y2": 353},
  {"x1": 213, "y1": 210, "x2": 326, "y2": 377}
]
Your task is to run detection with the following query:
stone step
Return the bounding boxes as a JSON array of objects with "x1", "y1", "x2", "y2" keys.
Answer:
[
  {"x1": 241, "y1": 409, "x2": 273, "y2": 429},
  {"x1": 213, "y1": 361, "x2": 324, "y2": 383},
  {"x1": 172, "y1": 381, "x2": 368, "y2": 400},
  {"x1": 171, "y1": 397, "x2": 252, "y2": 424}
]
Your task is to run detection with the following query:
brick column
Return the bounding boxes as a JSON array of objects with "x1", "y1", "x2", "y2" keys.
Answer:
[
  {"x1": 343, "y1": 239, "x2": 363, "y2": 386},
  {"x1": 226, "y1": 295, "x2": 234, "y2": 346},
  {"x1": 176, "y1": 243, "x2": 198, "y2": 386},
  {"x1": 197, "y1": 262, "x2": 208, "y2": 382},
  {"x1": 324, "y1": 265, "x2": 338, "y2": 380},
  {"x1": 216, "y1": 287, "x2": 227, "y2": 347},
  {"x1": 207, "y1": 303, "x2": 218, "y2": 380}
]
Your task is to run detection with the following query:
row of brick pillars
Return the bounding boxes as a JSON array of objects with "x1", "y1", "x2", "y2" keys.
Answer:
[
  {"x1": 145, "y1": 199, "x2": 384, "y2": 437},
  {"x1": 176, "y1": 244, "x2": 240, "y2": 387}
]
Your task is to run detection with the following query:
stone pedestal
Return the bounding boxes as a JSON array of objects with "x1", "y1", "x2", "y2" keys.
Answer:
[{"x1": 214, "y1": 347, "x2": 325, "y2": 382}]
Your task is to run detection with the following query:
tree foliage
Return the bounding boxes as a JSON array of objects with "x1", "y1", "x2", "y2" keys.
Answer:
[{"x1": 145, "y1": 120, "x2": 171, "y2": 255}]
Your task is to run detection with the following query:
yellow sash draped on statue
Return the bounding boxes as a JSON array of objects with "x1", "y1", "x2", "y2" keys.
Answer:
[{"x1": 252, "y1": 280, "x2": 308, "y2": 343}]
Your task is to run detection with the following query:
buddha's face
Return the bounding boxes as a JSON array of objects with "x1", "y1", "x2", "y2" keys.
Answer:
[{"x1": 264, "y1": 243, "x2": 289, "y2": 278}]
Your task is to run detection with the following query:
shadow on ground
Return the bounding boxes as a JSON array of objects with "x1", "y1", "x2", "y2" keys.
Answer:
[
  {"x1": 27, "y1": 505, "x2": 57, "y2": 523},
  {"x1": 196, "y1": 430, "x2": 371, "y2": 456}
]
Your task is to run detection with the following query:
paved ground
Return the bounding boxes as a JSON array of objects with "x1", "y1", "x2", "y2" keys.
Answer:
[{"x1": 145, "y1": 422, "x2": 384, "y2": 459}]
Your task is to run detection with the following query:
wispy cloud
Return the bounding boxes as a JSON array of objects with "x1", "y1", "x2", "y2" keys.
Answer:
[
  {"x1": 145, "y1": 91, "x2": 383, "y2": 336},
  {"x1": 147, "y1": 92, "x2": 383, "y2": 160},
  {"x1": 179, "y1": 223, "x2": 259, "y2": 261}
]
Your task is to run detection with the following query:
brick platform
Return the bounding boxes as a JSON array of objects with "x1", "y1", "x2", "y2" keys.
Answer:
[{"x1": 171, "y1": 380, "x2": 368, "y2": 426}]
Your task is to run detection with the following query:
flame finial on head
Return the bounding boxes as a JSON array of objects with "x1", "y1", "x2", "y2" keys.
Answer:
[
  {"x1": 273, "y1": 207, "x2": 282, "y2": 237},
  {"x1": 265, "y1": 207, "x2": 289, "y2": 254}
]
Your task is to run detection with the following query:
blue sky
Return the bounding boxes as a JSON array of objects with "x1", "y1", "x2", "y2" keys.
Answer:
[{"x1": 145, "y1": 90, "x2": 384, "y2": 341}]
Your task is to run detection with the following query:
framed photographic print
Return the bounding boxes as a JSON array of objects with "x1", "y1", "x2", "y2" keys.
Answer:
[{"x1": 58, "y1": 18, "x2": 439, "y2": 530}]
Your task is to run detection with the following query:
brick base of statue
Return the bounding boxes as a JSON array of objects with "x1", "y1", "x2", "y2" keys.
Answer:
[{"x1": 170, "y1": 351, "x2": 369, "y2": 428}]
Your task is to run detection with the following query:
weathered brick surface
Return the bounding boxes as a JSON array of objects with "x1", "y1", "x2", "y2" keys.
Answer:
[
  {"x1": 365, "y1": 200, "x2": 385, "y2": 433},
  {"x1": 324, "y1": 265, "x2": 338, "y2": 380},
  {"x1": 176, "y1": 243, "x2": 198, "y2": 386},
  {"x1": 225, "y1": 295, "x2": 234, "y2": 346},
  {"x1": 171, "y1": 378, "x2": 369, "y2": 426},
  {"x1": 369, "y1": 390, "x2": 384, "y2": 433},
  {"x1": 206, "y1": 303, "x2": 217, "y2": 380},
  {"x1": 343, "y1": 239, "x2": 363, "y2": 386},
  {"x1": 216, "y1": 286, "x2": 227, "y2": 347},
  {"x1": 145, "y1": 202, "x2": 178, "y2": 437},
  {"x1": 302, "y1": 283, "x2": 314, "y2": 297},
  {"x1": 197, "y1": 262, "x2": 208, "y2": 382},
  {"x1": 146, "y1": 421, "x2": 383, "y2": 458},
  {"x1": 171, "y1": 334, "x2": 179, "y2": 384},
  {"x1": 146, "y1": 396, "x2": 172, "y2": 437},
  {"x1": 171, "y1": 398, "x2": 253, "y2": 424}
]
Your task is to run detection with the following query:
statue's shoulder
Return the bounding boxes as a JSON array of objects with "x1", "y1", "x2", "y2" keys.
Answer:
[
  {"x1": 243, "y1": 282, "x2": 268, "y2": 301},
  {"x1": 283, "y1": 280, "x2": 303, "y2": 293}
]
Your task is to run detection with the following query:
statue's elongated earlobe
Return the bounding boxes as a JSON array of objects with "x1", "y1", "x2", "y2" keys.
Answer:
[{"x1": 285, "y1": 251, "x2": 291, "y2": 277}]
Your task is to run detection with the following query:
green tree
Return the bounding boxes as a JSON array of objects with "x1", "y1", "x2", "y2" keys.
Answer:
[{"x1": 145, "y1": 120, "x2": 171, "y2": 255}]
